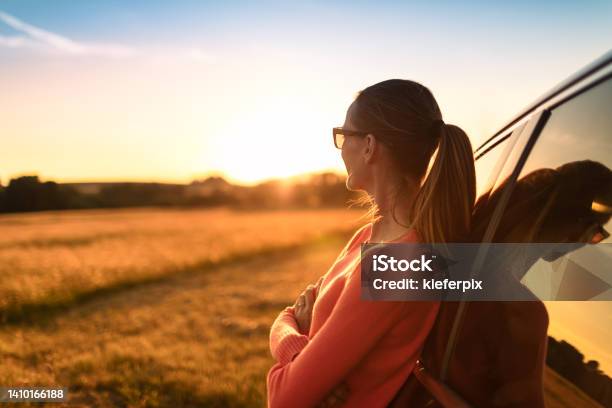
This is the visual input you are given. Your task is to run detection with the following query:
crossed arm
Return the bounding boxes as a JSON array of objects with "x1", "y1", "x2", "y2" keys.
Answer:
[
  {"x1": 268, "y1": 276, "x2": 322, "y2": 365},
  {"x1": 269, "y1": 223, "x2": 369, "y2": 361},
  {"x1": 267, "y1": 269, "x2": 440, "y2": 407}
]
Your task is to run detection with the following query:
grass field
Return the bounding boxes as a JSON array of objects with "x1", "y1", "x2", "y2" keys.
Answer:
[
  {"x1": 0, "y1": 207, "x2": 363, "y2": 323},
  {"x1": 0, "y1": 207, "x2": 602, "y2": 407}
]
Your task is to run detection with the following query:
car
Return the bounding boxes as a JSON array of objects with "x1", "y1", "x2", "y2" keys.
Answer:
[{"x1": 390, "y1": 49, "x2": 612, "y2": 408}]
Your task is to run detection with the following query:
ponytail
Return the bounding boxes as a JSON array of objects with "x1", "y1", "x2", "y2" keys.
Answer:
[{"x1": 408, "y1": 124, "x2": 476, "y2": 243}]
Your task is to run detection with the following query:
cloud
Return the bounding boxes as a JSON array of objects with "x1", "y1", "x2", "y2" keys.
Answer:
[
  {"x1": 0, "y1": 10, "x2": 219, "y2": 64},
  {"x1": 0, "y1": 10, "x2": 136, "y2": 57}
]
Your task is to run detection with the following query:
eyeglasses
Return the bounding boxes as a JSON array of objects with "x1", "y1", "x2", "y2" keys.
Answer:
[
  {"x1": 333, "y1": 127, "x2": 371, "y2": 149},
  {"x1": 332, "y1": 127, "x2": 370, "y2": 149},
  {"x1": 576, "y1": 216, "x2": 611, "y2": 244},
  {"x1": 587, "y1": 224, "x2": 610, "y2": 244},
  {"x1": 332, "y1": 126, "x2": 412, "y2": 149}
]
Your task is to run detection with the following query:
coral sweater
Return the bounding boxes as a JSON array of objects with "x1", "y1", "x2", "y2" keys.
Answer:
[{"x1": 266, "y1": 223, "x2": 441, "y2": 407}]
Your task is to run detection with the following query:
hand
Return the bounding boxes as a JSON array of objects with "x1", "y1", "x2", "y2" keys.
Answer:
[
  {"x1": 294, "y1": 283, "x2": 316, "y2": 334},
  {"x1": 317, "y1": 382, "x2": 350, "y2": 408}
]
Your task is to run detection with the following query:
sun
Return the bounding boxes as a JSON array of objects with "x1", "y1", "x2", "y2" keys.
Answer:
[{"x1": 202, "y1": 97, "x2": 344, "y2": 184}]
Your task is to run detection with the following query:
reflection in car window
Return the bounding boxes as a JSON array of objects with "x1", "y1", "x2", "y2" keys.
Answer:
[
  {"x1": 511, "y1": 77, "x2": 612, "y2": 408},
  {"x1": 480, "y1": 77, "x2": 612, "y2": 406}
]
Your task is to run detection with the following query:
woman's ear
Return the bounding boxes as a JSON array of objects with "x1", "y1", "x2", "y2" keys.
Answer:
[{"x1": 363, "y1": 134, "x2": 377, "y2": 164}]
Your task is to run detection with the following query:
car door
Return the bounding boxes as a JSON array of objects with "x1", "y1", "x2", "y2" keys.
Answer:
[
  {"x1": 484, "y1": 74, "x2": 612, "y2": 407},
  {"x1": 436, "y1": 72, "x2": 612, "y2": 408}
]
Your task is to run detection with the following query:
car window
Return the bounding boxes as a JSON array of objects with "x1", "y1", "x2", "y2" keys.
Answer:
[
  {"x1": 506, "y1": 77, "x2": 612, "y2": 398},
  {"x1": 472, "y1": 76, "x2": 611, "y2": 406}
]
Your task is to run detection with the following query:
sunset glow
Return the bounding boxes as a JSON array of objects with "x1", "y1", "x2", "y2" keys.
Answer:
[{"x1": 2, "y1": 1, "x2": 611, "y2": 185}]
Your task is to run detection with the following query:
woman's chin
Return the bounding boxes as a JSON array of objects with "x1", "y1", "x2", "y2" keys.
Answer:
[
  {"x1": 345, "y1": 173, "x2": 366, "y2": 191},
  {"x1": 345, "y1": 177, "x2": 356, "y2": 191}
]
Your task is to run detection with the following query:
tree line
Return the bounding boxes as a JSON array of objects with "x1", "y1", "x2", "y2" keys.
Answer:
[
  {"x1": 0, "y1": 173, "x2": 365, "y2": 213},
  {"x1": 547, "y1": 336, "x2": 612, "y2": 407}
]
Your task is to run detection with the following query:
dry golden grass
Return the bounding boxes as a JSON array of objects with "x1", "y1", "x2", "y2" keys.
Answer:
[
  {"x1": 0, "y1": 207, "x2": 602, "y2": 407},
  {"x1": 0, "y1": 207, "x2": 364, "y2": 321},
  {"x1": 0, "y1": 210, "x2": 351, "y2": 407}
]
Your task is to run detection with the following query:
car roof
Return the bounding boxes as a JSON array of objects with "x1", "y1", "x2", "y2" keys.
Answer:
[{"x1": 475, "y1": 49, "x2": 612, "y2": 155}]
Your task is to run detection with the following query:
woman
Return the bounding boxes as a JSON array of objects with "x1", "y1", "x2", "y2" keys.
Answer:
[{"x1": 266, "y1": 79, "x2": 476, "y2": 407}]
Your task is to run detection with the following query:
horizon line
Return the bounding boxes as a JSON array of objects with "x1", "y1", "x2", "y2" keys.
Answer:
[{"x1": 0, "y1": 168, "x2": 347, "y2": 188}]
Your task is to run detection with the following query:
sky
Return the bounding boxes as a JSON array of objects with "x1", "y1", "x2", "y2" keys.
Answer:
[{"x1": 1, "y1": 0, "x2": 612, "y2": 186}]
